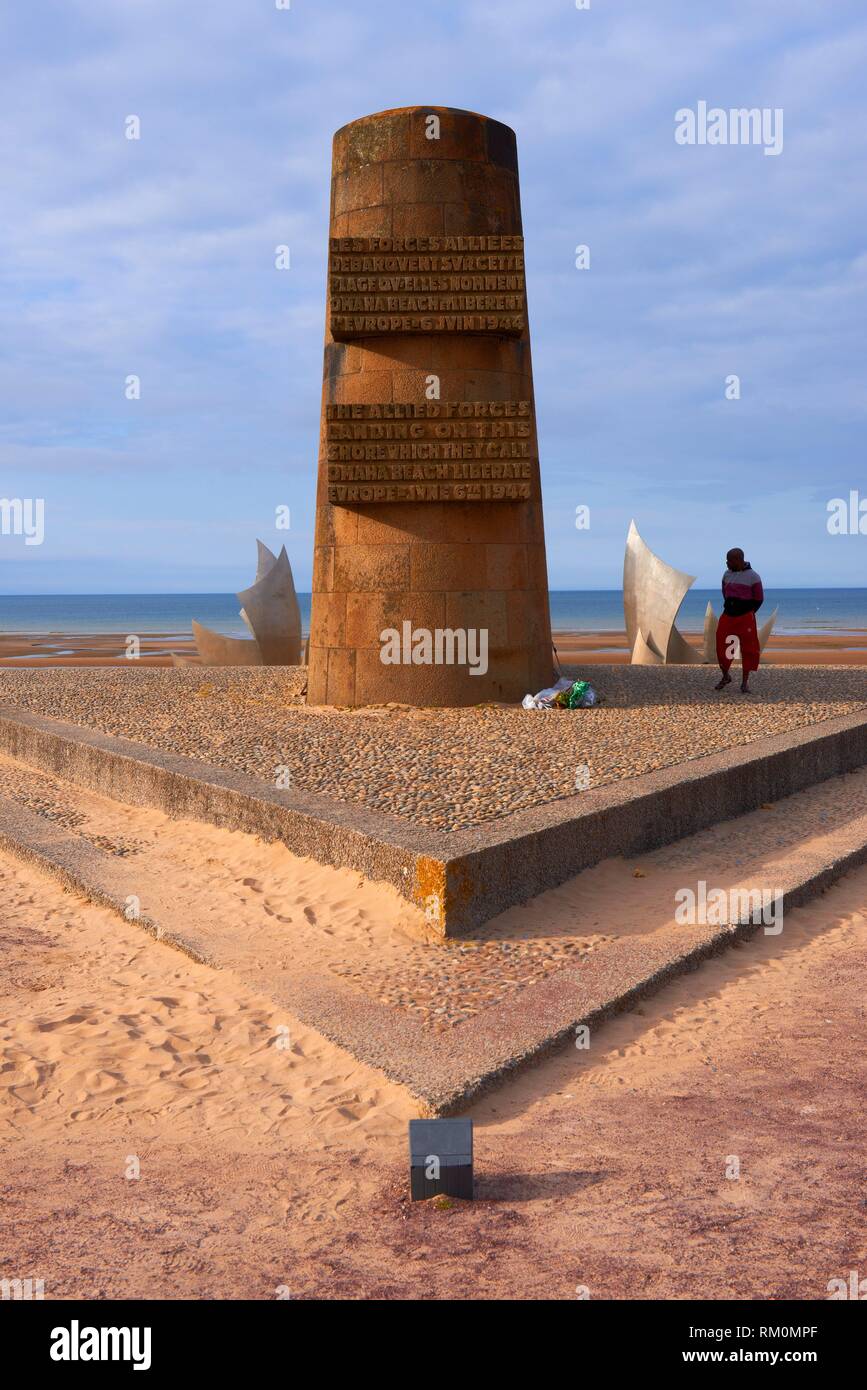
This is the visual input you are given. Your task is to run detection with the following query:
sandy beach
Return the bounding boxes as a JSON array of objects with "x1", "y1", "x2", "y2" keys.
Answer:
[
  {"x1": 554, "y1": 630, "x2": 867, "y2": 667},
  {"x1": 1, "y1": 628, "x2": 865, "y2": 667},
  {"x1": 0, "y1": 658, "x2": 863, "y2": 1300},
  {"x1": 0, "y1": 633, "x2": 197, "y2": 667},
  {"x1": 1, "y1": 775, "x2": 865, "y2": 1298}
]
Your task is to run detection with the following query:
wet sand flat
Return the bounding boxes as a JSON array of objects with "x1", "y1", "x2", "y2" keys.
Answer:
[{"x1": 1, "y1": 628, "x2": 864, "y2": 667}]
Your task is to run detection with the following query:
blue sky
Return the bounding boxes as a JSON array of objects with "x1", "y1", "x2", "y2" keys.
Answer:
[{"x1": 1, "y1": 0, "x2": 865, "y2": 594}]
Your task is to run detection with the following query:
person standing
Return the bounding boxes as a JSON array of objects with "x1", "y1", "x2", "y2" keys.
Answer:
[{"x1": 715, "y1": 548, "x2": 764, "y2": 693}]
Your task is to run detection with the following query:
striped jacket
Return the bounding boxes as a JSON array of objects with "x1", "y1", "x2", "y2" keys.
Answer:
[{"x1": 722, "y1": 566, "x2": 764, "y2": 618}]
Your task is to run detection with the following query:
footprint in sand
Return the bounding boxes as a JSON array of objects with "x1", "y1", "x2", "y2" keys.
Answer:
[
  {"x1": 303, "y1": 906, "x2": 317, "y2": 925},
  {"x1": 37, "y1": 1012, "x2": 91, "y2": 1032},
  {"x1": 82, "y1": 1068, "x2": 124, "y2": 1094},
  {"x1": 263, "y1": 901, "x2": 294, "y2": 924},
  {"x1": 242, "y1": 878, "x2": 264, "y2": 893}
]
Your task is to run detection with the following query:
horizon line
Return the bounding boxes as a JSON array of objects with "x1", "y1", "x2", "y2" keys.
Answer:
[{"x1": 1, "y1": 586, "x2": 866, "y2": 598}]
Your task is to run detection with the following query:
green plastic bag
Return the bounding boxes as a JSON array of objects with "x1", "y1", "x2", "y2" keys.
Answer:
[{"x1": 553, "y1": 680, "x2": 599, "y2": 709}]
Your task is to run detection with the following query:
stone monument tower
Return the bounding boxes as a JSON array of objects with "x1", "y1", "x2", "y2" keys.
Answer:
[{"x1": 307, "y1": 106, "x2": 553, "y2": 706}]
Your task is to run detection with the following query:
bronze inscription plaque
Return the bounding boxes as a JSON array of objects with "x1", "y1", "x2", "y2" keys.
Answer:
[
  {"x1": 325, "y1": 401, "x2": 536, "y2": 503},
  {"x1": 329, "y1": 236, "x2": 526, "y2": 339}
]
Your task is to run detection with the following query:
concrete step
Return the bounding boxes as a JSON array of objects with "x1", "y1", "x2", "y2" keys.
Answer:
[{"x1": 0, "y1": 753, "x2": 864, "y2": 1112}]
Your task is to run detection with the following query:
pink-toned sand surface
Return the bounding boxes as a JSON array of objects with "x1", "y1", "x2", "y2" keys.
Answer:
[{"x1": 1, "y1": 765, "x2": 864, "y2": 1299}]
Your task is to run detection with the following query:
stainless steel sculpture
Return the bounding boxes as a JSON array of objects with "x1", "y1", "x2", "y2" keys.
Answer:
[
  {"x1": 184, "y1": 541, "x2": 303, "y2": 667},
  {"x1": 624, "y1": 522, "x2": 776, "y2": 665},
  {"x1": 757, "y1": 608, "x2": 778, "y2": 650},
  {"x1": 623, "y1": 521, "x2": 704, "y2": 664}
]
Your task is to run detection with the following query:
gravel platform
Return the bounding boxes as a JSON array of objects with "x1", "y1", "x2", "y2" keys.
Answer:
[{"x1": 0, "y1": 665, "x2": 862, "y2": 832}]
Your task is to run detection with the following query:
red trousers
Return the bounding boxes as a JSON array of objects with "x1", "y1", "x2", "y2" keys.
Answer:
[{"x1": 716, "y1": 611, "x2": 761, "y2": 676}]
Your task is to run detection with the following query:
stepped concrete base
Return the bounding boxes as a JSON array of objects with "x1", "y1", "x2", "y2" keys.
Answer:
[
  {"x1": 0, "y1": 704, "x2": 864, "y2": 935},
  {"x1": 0, "y1": 775, "x2": 865, "y2": 1114}
]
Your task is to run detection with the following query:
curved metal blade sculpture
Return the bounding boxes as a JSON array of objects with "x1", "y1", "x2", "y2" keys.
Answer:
[
  {"x1": 624, "y1": 521, "x2": 776, "y2": 666},
  {"x1": 185, "y1": 541, "x2": 303, "y2": 667}
]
